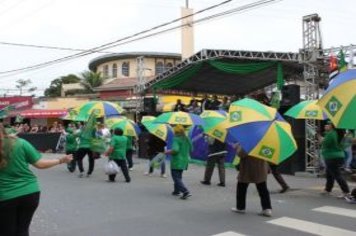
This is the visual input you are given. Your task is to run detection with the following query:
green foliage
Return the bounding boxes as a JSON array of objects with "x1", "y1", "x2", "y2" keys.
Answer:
[
  {"x1": 44, "y1": 74, "x2": 81, "y2": 97},
  {"x1": 80, "y1": 71, "x2": 104, "y2": 93}
]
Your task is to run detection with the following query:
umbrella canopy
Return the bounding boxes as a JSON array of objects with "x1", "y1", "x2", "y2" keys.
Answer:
[
  {"x1": 154, "y1": 111, "x2": 204, "y2": 126},
  {"x1": 70, "y1": 101, "x2": 125, "y2": 120},
  {"x1": 284, "y1": 100, "x2": 327, "y2": 120},
  {"x1": 105, "y1": 116, "x2": 127, "y2": 129},
  {"x1": 317, "y1": 69, "x2": 356, "y2": 129},
  {"x1": 111, "y1": 119, "x2": 141, "y2": 138},
  {"x1": 227, "y1": 99, "x2": 297, "y2": 164},
  {"x1": 200, "y1": 110, "x2": 227, "y2": 131},
  {"x1": 143, "y1": 122, "x2": 174, "y2": 146},
  {"x1": 141, "y1": 116, "x2": 156, "y2": 123}
]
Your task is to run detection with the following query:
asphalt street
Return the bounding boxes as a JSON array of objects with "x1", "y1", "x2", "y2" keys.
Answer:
[{"x1": 30, "y1": 154, "x2": 356, "y2": 236}]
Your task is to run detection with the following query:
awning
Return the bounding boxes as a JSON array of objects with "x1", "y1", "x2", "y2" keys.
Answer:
[{"x1": 10, "y1": 109, "x2": 68, "y2": 119}]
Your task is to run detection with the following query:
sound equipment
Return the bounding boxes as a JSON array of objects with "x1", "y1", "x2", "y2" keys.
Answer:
[
  {"x1": 281, "y1": 84, "x2": 300, "y2": 107},
  {"x1": 143, "y1": 98, "x2": 156, "y2": 114}
]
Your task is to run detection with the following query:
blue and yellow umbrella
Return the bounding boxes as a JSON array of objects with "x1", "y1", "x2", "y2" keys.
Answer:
[
  {"x1": 227, "y1": 99, "x2": 297, "y2": 165},
  {"x1": 200, "y1": 110, "x2": 230, "y2": 142},
  {"x1": 284, "y1": 100, "x2": 327, "y2": 120},
  {"x1": 68, "y1": 101, "x2": 125, "y2": 121},
  {"x1": 111, "y1": 119, "x2": 141, "y2": 138},
  {"x1": 154, "y1": 111, "x2": 204, "y2": 126},
  {"x1": 143, "y1": 122, "x2": 174, "y2": 147},
  {"x1": 317, "y1": 69, "x2": 356, "y2": 129}
]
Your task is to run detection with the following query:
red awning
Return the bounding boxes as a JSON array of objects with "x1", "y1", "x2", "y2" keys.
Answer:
[{"x1": 10, "y1": 109, "x2": 68, "y2": 118}]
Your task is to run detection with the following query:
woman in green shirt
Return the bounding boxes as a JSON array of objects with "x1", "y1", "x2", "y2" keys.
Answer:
[
  {"x1": 320, "y1": 122, "x2": 350, "y2": 197},
  {"x1": 165, "y1": 125, "x2": 193, "y2": 200},
  {"x1": 0, "y1": 123, "x2": 72, "y2": 236}
]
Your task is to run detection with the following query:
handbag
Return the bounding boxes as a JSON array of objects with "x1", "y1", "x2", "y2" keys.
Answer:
[
  {"x1": 104, "y1": 160, "x2": 120, "y2": 175},
  {"x1": 149, "y1": 153, "x2": 166, "y2": 169}
]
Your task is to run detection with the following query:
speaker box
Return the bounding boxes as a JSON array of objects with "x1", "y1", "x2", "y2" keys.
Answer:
[
  {"x1": 143, "y1": 98, "x2": 156, "y2": 114},
  {"x1": 281, "y1": 84, "x2": 300, "y2": 107}
]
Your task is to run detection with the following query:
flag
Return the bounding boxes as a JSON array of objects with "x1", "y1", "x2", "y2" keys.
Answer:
[
  {"x1": 81, "y1": 109, "x2": 98, "y2": 139},
  {"x1": 337, "y1": 50, "x2": 347, "y2": 72}
]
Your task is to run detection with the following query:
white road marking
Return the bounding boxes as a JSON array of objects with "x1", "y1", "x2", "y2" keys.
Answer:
[
  {"x1": 212, "y1": 231, "x2": 246, "y2": 236},
  {"x1": 312, "y1": 206, "x2": 356, "y2": 219},
  {"x1": 267, "y1": 217, "x2": 356, "y2": 236}
]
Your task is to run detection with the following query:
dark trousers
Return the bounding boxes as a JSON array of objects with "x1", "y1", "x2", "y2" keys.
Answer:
[
  {"x1": 325, "y1": 159, "x2": 350, "y2": 193},
  {"x1": 171, "y1": 169, "x2": 189, "y2": 194},
  {"x1": 236, "y1": 182, "x2": 272, "y2": 210},
  {"x1": 76, "y1": 148, "x2": 95, "y2": 175},
  {"x1": 203, "y1": 155, "x2": 225, "y2": 184},
  {"x1": 109, "y1": 159, "x2": 131, "y2": 182},
  {"x1": 66, "y1": 150, "x2": 77, "y2": 172},
  {"x1": 269, "y1": 164, "x2": 289, "y2": 189},
  {"x1": 126, "y1": 149, "x2": 133, "y2": 169},
  {"x1": 0, "y1": 192, "x2": 40, "y2": 236}
]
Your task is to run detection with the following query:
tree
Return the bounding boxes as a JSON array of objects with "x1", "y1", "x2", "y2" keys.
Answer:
[
  {"x1": 15, "y1": 79, "x2": 37, "y2": 95},
  {"x1": 44, "y1": 74, "x2": 81, "y2": 97},
  {"x1": 80, "y1": 71, "x2": 104, "y2": 93}
]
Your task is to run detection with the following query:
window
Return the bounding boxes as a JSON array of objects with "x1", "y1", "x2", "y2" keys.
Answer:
[
  {"x1": 165, "y1": 62, "x2": 173, "y2": 70},
  {"x1": 122, "y1": 62, "x2": 129, "y2": 77},
  {"x1": 112, "y1": 63, "x2": 117, "y2": 78},
  {"x1": 155, "y1": 61, "x2": 164, "y2": 75},
  {"x1": 103, "y1": 65, "x2": 109, "y2": 78}
]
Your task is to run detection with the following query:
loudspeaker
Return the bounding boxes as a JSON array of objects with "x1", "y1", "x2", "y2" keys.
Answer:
[
  {"x1": 143, "y1": 98, "x2": 156, "y2": 114},
  {"x1": 281, "y1": 84, "x2": 300, "y2": 107}
]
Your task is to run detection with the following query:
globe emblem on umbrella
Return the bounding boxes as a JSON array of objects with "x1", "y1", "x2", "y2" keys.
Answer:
[
  {"x1": 259, "y1": 145, "x2": 275, "y2": 159},
  {"x1": 175, "y1": 117, "x2": 187, "y2": 123},
  {"x1": 326, "y1": 96, "x2": 342, "y2": 117},
  {"x1": 212, "y1": 129, "x2": 223, "y2": 138},
  {"x1": 305, "y1": 110, "x2": 318, "y2": 117},
  {"x1": 230, "y1": 111, "x2": 242, "y2": 122},
  {"x1": 155, "y1": 129, "x2": 164, "y2": 138}
]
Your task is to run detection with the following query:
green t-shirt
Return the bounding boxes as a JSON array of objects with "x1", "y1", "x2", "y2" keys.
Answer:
[
  {"x1": 0, "y1": 138, "x2": 41, "y2": 201},
  {"x1": 126, "y1": 136, "x2": 133, "y2": 150},
  {"x1": 66, "y1": 133, "x2": 78, "y2": 152},
  {"x1": 321, "y1": 130, "x2": 345, "y2": 160},
  {"x1": 170, "y1": 135, "x2": 192, "y2": 170},
  {"x1": 109, "y1": 135, "x2": 128, "y2": 160}
]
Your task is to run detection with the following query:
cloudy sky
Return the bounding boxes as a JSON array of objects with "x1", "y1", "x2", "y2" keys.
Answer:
[{"x1": 0, "y1": 0, "x2": 355, "y2": 96}]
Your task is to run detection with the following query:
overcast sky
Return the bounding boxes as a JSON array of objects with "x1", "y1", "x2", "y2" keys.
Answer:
[{"x1": 0, "y1": 0, "x2": 355, "y2": 96}]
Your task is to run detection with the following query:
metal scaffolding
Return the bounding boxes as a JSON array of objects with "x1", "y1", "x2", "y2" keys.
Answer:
[{"x1": 135, "y1": 56, "x2": 146, "y2": 115}]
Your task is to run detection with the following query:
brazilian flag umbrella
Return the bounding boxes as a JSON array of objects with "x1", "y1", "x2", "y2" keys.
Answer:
[
  {"x1": 111, "y1": 119, "x2": 141, "y2": 138},
  {"x1": 227, "y1": 98, "x2": 297, "y2": 165},
  {"x1": 285, "y1": 100, "x2": 327, "y2": 120},
  {"x1": 142, "y1": 121, "x2": 174, "y2": 147},
  {"x1": 105, "y1": 116, "x2": 127, "y2": 129},
  {"x1": 200, "y1": 110, "x2": 230, "y2": 142},
  {"x1": 154, "y1": 111, "x2": 204, "y2": 126},
  {"x1": 317, "y1": 69, "x2": 356, "y2": 129}
]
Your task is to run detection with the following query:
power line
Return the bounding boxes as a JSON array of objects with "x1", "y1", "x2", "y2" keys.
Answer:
[{"x1": 0, "y1": 0, "x2": 281, "y2": 78}]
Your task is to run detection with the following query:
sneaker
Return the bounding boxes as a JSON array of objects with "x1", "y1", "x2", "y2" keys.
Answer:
[
  {"x1": 337, "y1": 193, "x2": 350, "y2": 199},
  {"x1": 231, "y1": 207, "x2": 245, "y2": 214},
  {"x1": 217, "y1": 183, "x2": 226, "y2": 187},
  {"x1": 279, "y1": 186, "x2": 290, "y2": 193},
  {"x1": 259, "y1": 209, "x2": 272, "y2": 217},
  {"x1": 161, "y1": 174, "x2": 167, "y2": 178},
  {"x1": 180, "y1": 192, "x2": 192, "y2": 200},
  {"x1": 200, "y1": 181, "x2": 211, "y2": 185},
  {"x1": 78, "y1": 173, "x2": 84, "y2": 178},
  {"x1": 345, "y1": 196, "x2": 356, "y2": 204},
  {"x1": 144, "y1": 172, "x2": 152, "y2": 176},
  {"x1": 129, "y1": 168, "x2": 133, "y2": 171},
  {"x1": 172, "y1": 191, "x2": 180, "y2": 196},
  {"x1": 344, "y1": 168, "x2": 353, "y2": 174},
  {"x1": 86, "y1": 174, "x2": 91, "y2": 178}
]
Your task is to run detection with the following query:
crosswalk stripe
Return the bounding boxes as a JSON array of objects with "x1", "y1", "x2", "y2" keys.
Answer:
[
  {"x1": 312, "y1": 206, "x2": 356, "y2": 219},
  {"x1": 212, "y1": 231, "x2": 246, "y2": 236},
  {"x1": 267, "y1": 217, "x2": 356, "y2": 236}
]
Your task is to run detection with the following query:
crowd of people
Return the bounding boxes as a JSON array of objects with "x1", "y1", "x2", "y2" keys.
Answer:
[
  {"x1": 0, "y1": 92, "x2": 355, "y2": 235},
  {"x1": 12, "y1": 121, "x2": 67, "y2": 134}
]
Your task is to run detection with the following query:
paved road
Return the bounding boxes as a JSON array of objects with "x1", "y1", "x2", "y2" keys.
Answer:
[{"x1": 30, "y1": 154, "x2": 356, "y2": 236}]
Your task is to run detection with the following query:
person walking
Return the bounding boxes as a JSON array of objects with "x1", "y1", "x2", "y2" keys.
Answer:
[
  {"x1": 126, "y1": 135, "x2": 134, "y2": 170},
  {"x1": 269, "y1": 163, "x2": 290, "y2": 193},
  {"x1": 165, "y1": 125, "x2": 192, "y2": 199},
  {"x1": 231, "y1": 145, "x2": 272, "y2": 217},
  {"x1": 0, "y1": 124, "x2": 72, "y2": 236},
  {"x1": 319, "y1": 121, "x2": 350, "y2": 197},
  {"x1": 201, "y1": 136, "x2": 227, "y2": 187},
  {"x1": 65, "y1": 127, "x2": 78, "y2": 173},
  {"x1": 145, "y1": 133, "x2": 167, "y2": 177},
  {"x1": 76, "y1": 127, "x2": 95, "y2": 178},
  {"x1": 105, "y1": 128, "x2": 131, "y2": 183}
]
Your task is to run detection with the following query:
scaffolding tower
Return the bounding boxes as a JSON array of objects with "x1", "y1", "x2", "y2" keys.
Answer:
[{"x1": 135, "y1": 56, "x2": 146, "y2": 116}]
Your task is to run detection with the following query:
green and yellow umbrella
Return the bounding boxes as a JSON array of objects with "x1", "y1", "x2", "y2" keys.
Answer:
[
  {"x1": 200, "y1": 110, "x2": 229, "y2": 142},
  {"x1": 141, "y1": 116, "x2": 156, "y2": 123},
  {"x1": 227, "y1": 98, "x2": 297, "y2": 164},
  {"x1": 154, "y1": 111, "x2": 204, "y2": 126},
  {"x1": 111, "y1": 119, "x2": 141, "y2": 138},
  {"x1": 143, "y1": 122, "x2": 174, "y2": 147},
  {"x1": 317, "y1": 69, "x2": 356, "y2": 129},
  {"x1": 69, "y1": 101, "x2": 125, "y2": 121},
  {"x1": 284, "y1": 100, "x2": 327, "y2": 120},
  {"x1": 105, "y1": 116, "x2": 127, "y2": 129}
]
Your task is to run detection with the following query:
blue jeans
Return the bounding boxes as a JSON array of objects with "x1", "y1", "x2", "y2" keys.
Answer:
[{"x1": 171, "y1": 169, "x2": 189, "y2": 194}]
